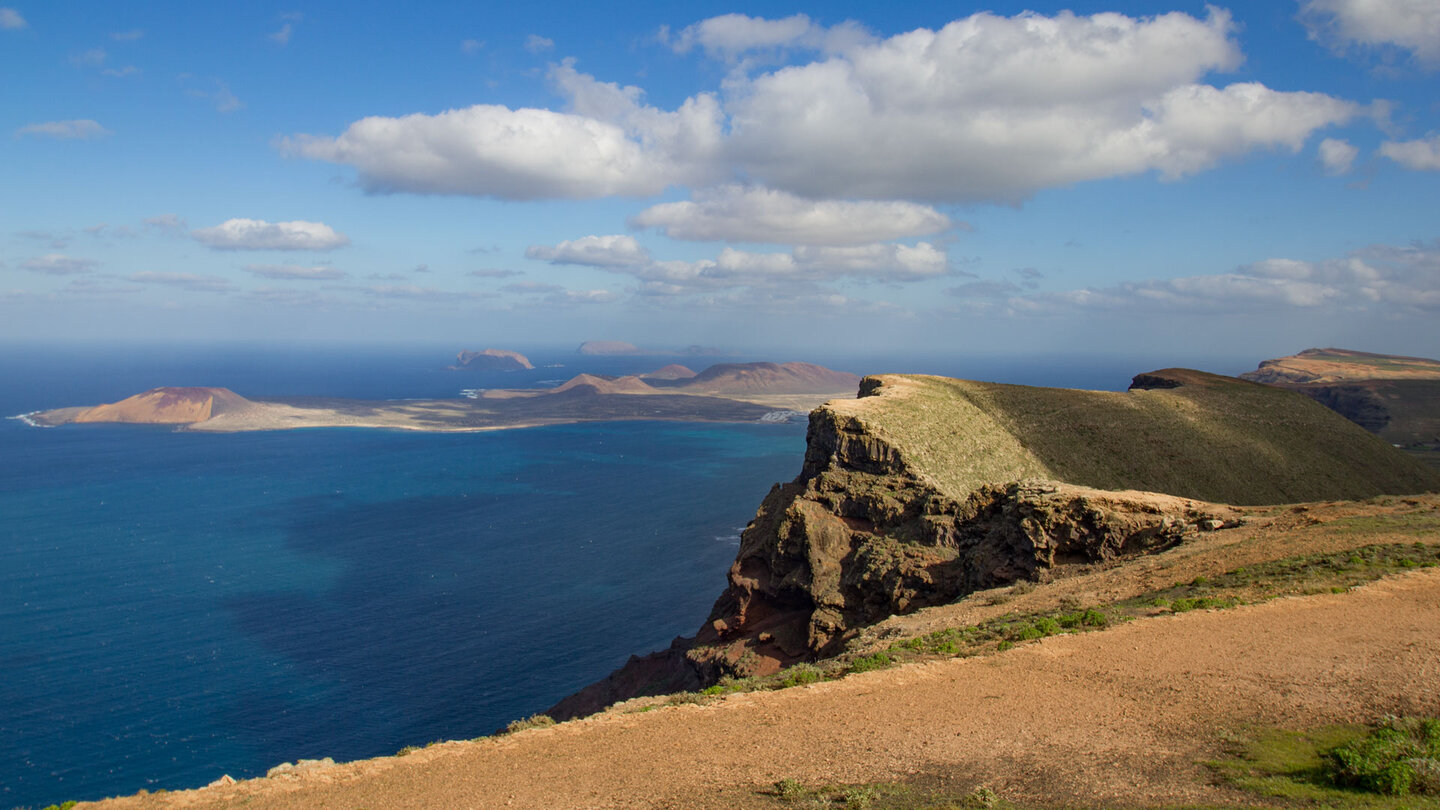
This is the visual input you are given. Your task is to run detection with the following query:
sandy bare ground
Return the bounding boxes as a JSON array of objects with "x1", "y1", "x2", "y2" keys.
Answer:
[{"x1": 87, "y1": 561, "x2": 1440, "y2": 810}]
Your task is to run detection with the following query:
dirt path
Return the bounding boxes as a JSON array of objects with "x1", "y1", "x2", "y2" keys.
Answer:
[{"x1": 89, "y1": 566, "x2": 1440, "y2": 810}]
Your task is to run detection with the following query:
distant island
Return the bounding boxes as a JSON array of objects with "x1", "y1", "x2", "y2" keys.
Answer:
[
  {"x1": 447, "y1": 348, "x2": 534, "y2": 371},
  {"x1": 24, "y1": 361, "x2": 862, "y2": 433},
  {"x1": 576, "y1": 340, "x2": 726, "y2": 356}
]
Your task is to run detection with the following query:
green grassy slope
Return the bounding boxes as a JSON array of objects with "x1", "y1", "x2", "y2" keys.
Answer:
[{"x1": 844, "y1": 369, "x2": 1440, "y2": 506}]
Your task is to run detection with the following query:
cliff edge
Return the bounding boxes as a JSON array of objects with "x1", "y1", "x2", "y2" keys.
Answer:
[{"x1": 550, "y1": 369, "x2": 1440, "y2": 718}]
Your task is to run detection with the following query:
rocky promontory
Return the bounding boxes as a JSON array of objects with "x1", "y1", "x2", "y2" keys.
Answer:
[{"x1": 550, "y1": 368, "x2": 1440, "y2": 718}]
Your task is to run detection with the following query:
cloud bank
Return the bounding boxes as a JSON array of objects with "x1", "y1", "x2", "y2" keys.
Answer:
[
  {"x1": 192, "y1": 219, "x2": 350, "y2": 251},
  {"x1": 630, "y1": 186, "x2": 953, "y2": 245},
  {"x1": 1300, "y1": 0, "x2": 1440, "y2": 67},
  {"x1": 284, "y1": 9, "x2": 1358, "y2": 205}
]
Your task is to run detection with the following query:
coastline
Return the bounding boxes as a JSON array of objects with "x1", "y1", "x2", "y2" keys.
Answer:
[
  {"x1": 7, "y1": 412, "x2": 49, "y2": 428},
  {"x1": 23, "y1": 394, "x2": 832, "y2": 434}
]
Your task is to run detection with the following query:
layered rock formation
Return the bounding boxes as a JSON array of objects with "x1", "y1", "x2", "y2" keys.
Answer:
[{"x1": 550, "y1": 369, "x2": 1440, "y2": 719}]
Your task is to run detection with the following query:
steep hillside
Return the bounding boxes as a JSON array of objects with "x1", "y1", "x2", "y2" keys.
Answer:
[{"x1": 552, "y1": 369, "x2": 1439, "y2": 718}]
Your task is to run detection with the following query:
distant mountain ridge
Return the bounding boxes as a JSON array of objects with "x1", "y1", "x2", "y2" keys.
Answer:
[
  {"x1": 478, "y1": 361, "x2": 861, "y2": 402},
  {"x1": 1241, "y1": 348, "x2": 1440, "y2": 468},
  {"x1": 1241, "y1": 347, "x2": 1440, "y2": 385}
]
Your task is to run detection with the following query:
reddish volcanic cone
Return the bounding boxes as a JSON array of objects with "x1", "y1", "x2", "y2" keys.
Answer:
[{"x1": 72, "y1": 387, "x2": 256, "y2": 424}]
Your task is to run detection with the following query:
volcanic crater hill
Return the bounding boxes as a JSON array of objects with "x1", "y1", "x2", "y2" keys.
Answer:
[
  {"x1": 35, "y1": 387, "x2": 260, "y2": 426},
  {"x1": 1241, "y1": 348, "x2": 1440, "y2": 467},
  {"x1": 550, "y1": 369, "x2": 1440, "y2": 720}
]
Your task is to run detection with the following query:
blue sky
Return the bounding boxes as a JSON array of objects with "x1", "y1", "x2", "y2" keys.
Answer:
[{"x1": 2, "y1": 0, "x2": 1437, "y2": 358}]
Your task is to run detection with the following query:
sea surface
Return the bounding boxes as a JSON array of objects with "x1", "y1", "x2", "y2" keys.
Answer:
[{"x1": 0, "y1": 344, "x2": 1252, "y2": 808}]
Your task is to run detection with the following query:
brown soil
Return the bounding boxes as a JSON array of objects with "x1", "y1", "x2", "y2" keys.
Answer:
[{"x1": 85, "y1": 497, "x2": 1440, "y2": 810}]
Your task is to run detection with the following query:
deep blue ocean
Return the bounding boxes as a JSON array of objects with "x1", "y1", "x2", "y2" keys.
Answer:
[{"x1": 0, "y1": 344, "x2": 1252, "y2": 808}]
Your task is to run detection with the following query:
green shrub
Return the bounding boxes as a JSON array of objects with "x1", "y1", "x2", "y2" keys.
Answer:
[
  {"x1": 1326, "y1": 716, "x2": 1440, "y2": 795},
  {"x1": 848, "y1": 651, "x2": 893, "y2": 673},
  {"x1": 503, "y1": 713, "x2": 556, "y2": 734},
  {"x1": 774, "y1": 777, "x2": 806, "y2": 801},
  {"x1": 779, "y1": 663, "x2": 824, "y2": 688}
]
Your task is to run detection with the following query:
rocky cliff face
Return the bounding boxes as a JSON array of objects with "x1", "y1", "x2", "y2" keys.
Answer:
[{"x1": 548, "y1": 384, "x2": 1234, "y2": 719}]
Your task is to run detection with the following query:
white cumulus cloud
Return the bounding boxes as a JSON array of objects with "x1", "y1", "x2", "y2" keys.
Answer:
[
  {"x1": 0, "y1": 7, "x2": 25, "y2": 29},
  {"x1": 283, "y1": 9, "x2": 1357, "y2": 205},
  {"x1": 525, "y1": 234, "x2": 651, "y2": 267},
  {"x1": 192, "y1": 218, "x2": 350, "y2": 251},
  {"x1": 15, "y1": 119, "x2": 111, "y2": 140},
  {"x1": 727, "y1": 11, "x2": 1356, "y2": 201},
  {"x1": 1300, "y1": 0, "x2": 1440, "y2": 67},
  {"x1": 279, "y1": 62, "x2": 723, "y2": 200},
  {"x1": 1318, "y1": 137, "x2": 1359, "y2": 174},
  {"x1": 530, "y1": 235, "x2": 950, "y2": 293},
  {"x1": 630, "y1": 185, "x2": 952, "y2": 245},
  {"x1": 668, "y1": 13, "x2": 817, "y2": 58},
  {"x1": 1380, "y1": 134, "x2": 1440, "y2": 170}
]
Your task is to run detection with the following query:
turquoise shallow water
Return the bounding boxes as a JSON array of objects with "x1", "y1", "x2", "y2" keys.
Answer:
[{"x1": 0, "y1": 346, "x2": 809, "y2": 808}]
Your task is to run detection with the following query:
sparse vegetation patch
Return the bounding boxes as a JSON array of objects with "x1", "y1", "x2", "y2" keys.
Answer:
[
  {"x1": 502, "y1": 714, "x2": 555, "y2": 734},
  {"x1": 765, "y1": 777, "x2": 1014, "y2": 809},
  {"x1": 1211, "y1": 717, "x2": 1440, "y2": 806}
]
